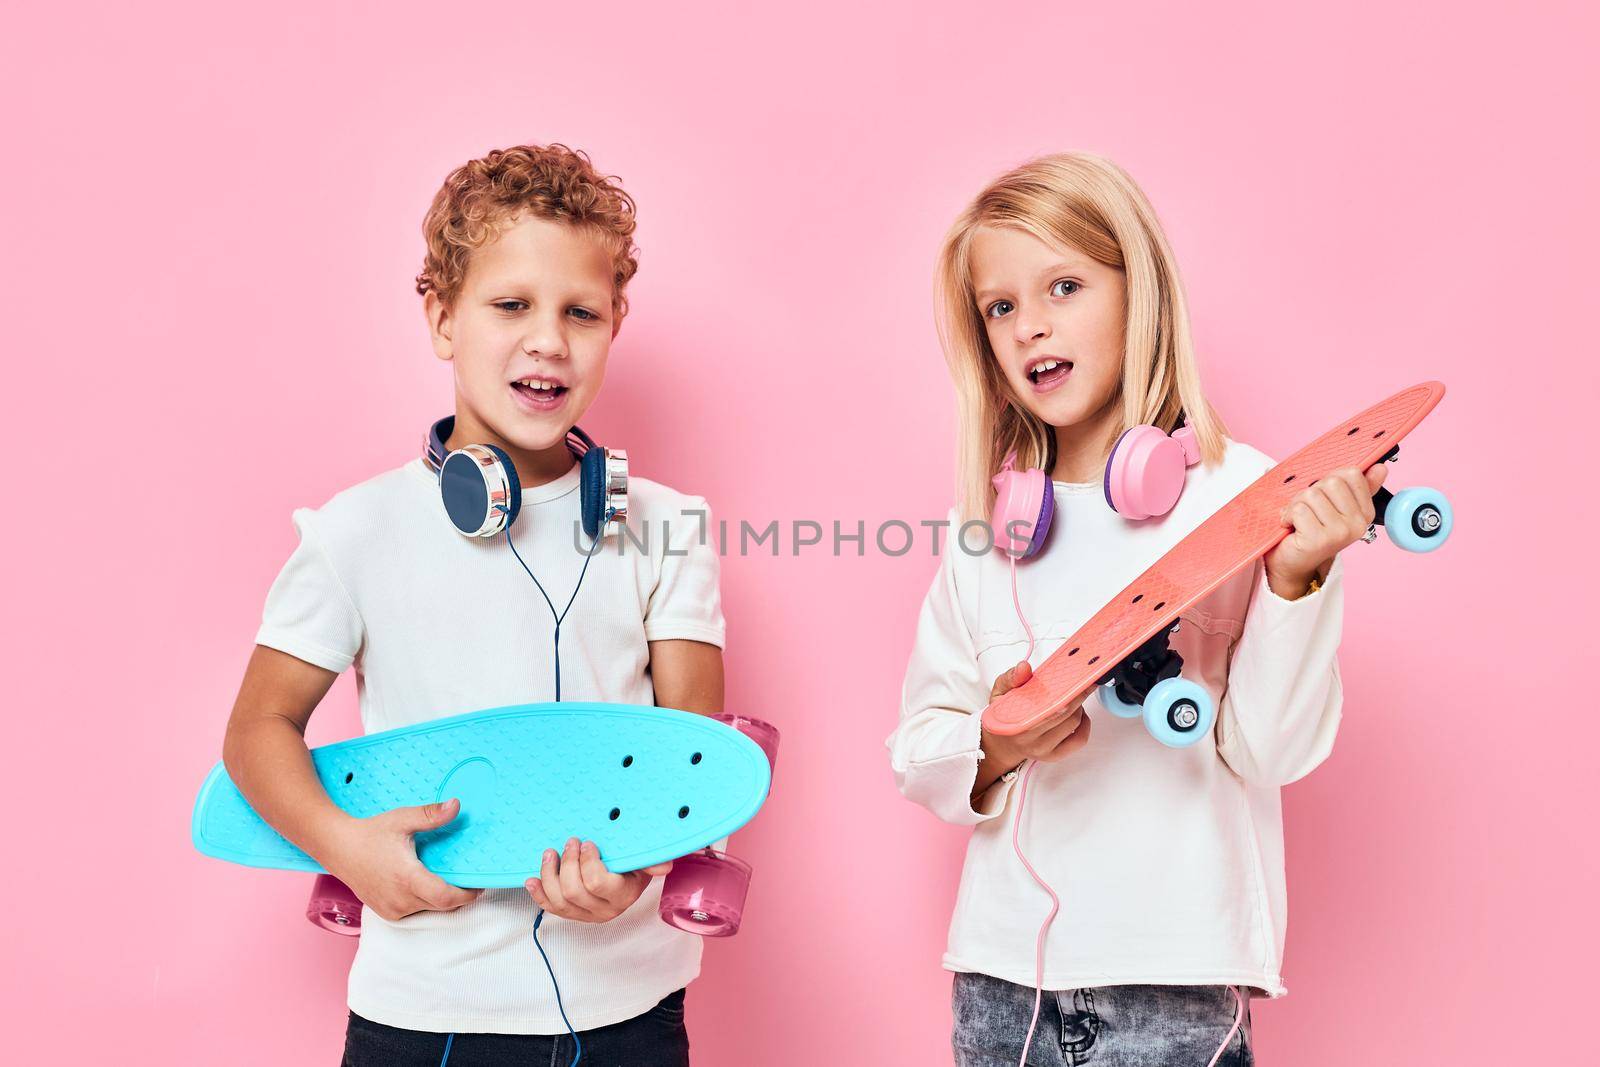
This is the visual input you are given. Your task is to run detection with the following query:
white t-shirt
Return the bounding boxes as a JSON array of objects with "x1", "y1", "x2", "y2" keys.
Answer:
[
  {"x1": 254, "y1": 455, "x2": 725, "y2": 1034},
  {"x1": 888, "y1": 440, "x2": 1345, "y2": 997}
]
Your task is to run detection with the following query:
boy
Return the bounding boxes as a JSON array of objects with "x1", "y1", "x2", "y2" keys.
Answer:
[{"x1": 222, "y1": 144, "x2": 724, "y2": 1066}]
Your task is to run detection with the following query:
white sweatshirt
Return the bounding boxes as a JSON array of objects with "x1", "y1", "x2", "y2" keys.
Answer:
[{"x1": 887, "y1": 440, "x2": 1344, "y2": 996}]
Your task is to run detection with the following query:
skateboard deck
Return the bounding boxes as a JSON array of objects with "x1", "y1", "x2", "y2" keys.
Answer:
[
  {"x1": 984, "y1": 381, "x2": 1447, "y2": 737},
  {"x1": 192, "y1": 702, "x2": 772, "y2": 887}
]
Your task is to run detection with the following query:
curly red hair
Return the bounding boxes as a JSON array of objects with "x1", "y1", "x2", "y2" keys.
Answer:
[{"x1": 415, "y1": 144, "x2": 639, "y2": 315}]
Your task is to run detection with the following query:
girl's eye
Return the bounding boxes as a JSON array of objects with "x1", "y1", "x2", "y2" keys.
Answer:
[
  {"x1": 568, "y1": 307, "x2": 599, "y2": 322},
  {"x1": 1050, "y1": 280, "x2": 1080, "y2": 298},
  {"x1": 985, "y1": 300, "x2": 1014, "y2": 320}
]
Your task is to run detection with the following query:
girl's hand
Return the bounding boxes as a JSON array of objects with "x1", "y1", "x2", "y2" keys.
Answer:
[
  {"x1": 974, "y1": 661, "x2": 1091, "y2": 801},
  {"x1": 525, "y1": 838, "x2": 673, "y2": 922},
  {"x1": 1263, "y1": 464, "x2": 1388, "y2": 599},
  {"x1": 319, "y1": 798, "x2": 482, "y2": 922}
]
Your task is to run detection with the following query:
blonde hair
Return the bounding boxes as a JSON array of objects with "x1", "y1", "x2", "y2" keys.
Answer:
[{"x1": 935, "y1": 153, "x2": 1227, "y2": 520}]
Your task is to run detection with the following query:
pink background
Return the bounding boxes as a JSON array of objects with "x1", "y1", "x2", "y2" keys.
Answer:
[{"x1": 5, "y1": 2, "x2": 1595, "y2": 1063}]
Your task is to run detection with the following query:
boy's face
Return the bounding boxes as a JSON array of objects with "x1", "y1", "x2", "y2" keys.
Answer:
[
  {"x1": 426, "y1": 215, "x2": 618, "y2": 469},
  {"x1": 969, "y1": 224, "x2": 1126, "y2": 432}
]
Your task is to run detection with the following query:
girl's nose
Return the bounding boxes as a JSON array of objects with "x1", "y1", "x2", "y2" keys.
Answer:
[{"x1": 1014, "y1": 311, "x2": 1050, "y2": 345}]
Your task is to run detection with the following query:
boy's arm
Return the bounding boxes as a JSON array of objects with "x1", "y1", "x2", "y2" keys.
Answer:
[
  {"x1": 648, "y1": 638, "x2": 724, "y2": 714},
  {"x1": 222, "y1": 645, "x2": 479, "y2": 920},
  {"x1": 222, "y1": 646, "x2": 347, "y2": 852}
]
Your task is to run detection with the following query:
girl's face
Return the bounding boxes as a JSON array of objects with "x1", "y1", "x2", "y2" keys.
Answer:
[
  {"x1": 969, "y1": 224, "x2": 1126, "y2": 432},
  {"x1": 426, "y1": 215, "x2": 618, "y2": 464}
]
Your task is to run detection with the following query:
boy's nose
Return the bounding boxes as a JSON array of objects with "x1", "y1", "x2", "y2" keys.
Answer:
[{"x1": 519, "y1": 324, "x2": 568, "y2": 359}]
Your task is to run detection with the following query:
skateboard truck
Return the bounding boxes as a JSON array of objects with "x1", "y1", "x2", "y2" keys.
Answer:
[
  {"x1": 1093, "y1": 621, "x2": 1217, "y2": 746},
  {"x1": 1097, "y1": 622, "x2": 1184, "y2": 708},
  {"x1": 1360, "y1": 446, "x2": 1454, "y2": 552}
]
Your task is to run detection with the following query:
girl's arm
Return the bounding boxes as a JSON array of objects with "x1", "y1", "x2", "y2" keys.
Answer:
[
  {"x1": 1214, "y1": 561, "x2": 1345, "y2": 786},
  {"x1": 972, "y1": 661, "x2": 1090, "y2": 800},
  {"x1": 1215, "y1": 466, "x2": 1383, "y2": 786},
  {"x1": 888, "y1": 523, "x2": 1084, "y2": 822}
]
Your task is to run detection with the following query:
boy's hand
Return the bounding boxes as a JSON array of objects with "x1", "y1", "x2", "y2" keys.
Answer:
[
  {"x1": 1264, "y1": 464, "x2": 1387, "y2": 599},
  {"x1": 321, "y1": 797, "x2": 482, "y2": 922},
  {"x1": 524, "y1": 838, "x2": 673, "y2": 923},
  {"x1": 974, "y1": 661, "x2": 1091, "y2": 801}
]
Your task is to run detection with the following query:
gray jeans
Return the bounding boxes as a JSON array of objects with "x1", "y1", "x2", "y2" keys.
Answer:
[{"x1": 953, "y1": 972, "x2": 1254, "y2": 1067}]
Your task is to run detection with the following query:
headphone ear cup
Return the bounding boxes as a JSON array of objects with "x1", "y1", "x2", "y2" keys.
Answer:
[
  {"x1": 1029, "y1": 482, "x2": 1056, "y2": 558},
  {"x1": 579, "y1": 446, "x2": 607, "y2": 540},
  {"x1": 992, "y1": 466, "x2": 1052, "y2": 559},
  {"x1": 484, "y1": 445, "x2": 521, "y2": 531},
  {"x1": 1104, "y1": 426, "x2": 1186, "y2": 521},
  {"x1": 440, "y1": 444, "x2": 520, "y2": 537}
]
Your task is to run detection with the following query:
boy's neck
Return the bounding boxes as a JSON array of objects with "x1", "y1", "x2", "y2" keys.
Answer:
[
  {"x1": 444, "y1": 409, "x2": 578, "y2": 489},
  {"x1": 1051, "y1": 392, "x2": 1125, "y2": 484}
]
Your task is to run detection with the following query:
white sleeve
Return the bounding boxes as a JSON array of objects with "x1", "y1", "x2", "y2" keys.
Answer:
[
  {"x1": 886, "y1": 536, "x2": 1016, "y2": 826},
  {"x1": 253, "y1": 508, "x2": 365, "y2": 674},
  {"x1": 1215, "y1": 554, "x2": 1346, "y2": 787},
  {"x1": 642, "y1": 496, "x2": 726, "y2": 648}
]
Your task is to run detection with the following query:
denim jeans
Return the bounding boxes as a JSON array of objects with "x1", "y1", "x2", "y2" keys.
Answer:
[
  {"x1": 340, "y1": 988, "x2": 690, "y2": 1067},
  {"x1": 953, "y1": 972, "x2": 1253, "y2": 1067}
]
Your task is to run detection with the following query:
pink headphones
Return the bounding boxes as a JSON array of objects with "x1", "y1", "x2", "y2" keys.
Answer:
[{"x1": 991, "y1": 418, "x2": 1201, "y2": 558}]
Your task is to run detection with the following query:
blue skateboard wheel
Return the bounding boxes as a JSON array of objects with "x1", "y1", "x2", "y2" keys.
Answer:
[
  {"x1": 1142, "y1": 677, "x2": 1215, "y2": 748},
  {"x1": 1097, "y1": 680, "x2": 1145, "y2": 719},
  {"x1": 1385, "y1": 487, "x2": 1453, "y2": 553}
]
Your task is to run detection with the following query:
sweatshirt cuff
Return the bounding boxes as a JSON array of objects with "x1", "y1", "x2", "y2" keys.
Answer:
[
  {"x1": 1216, "y1": 552, "x2": 1346, "y2": 786},
  {"x1": 895, "y1": 712, "x2": 1015, "y2": 826},
  {"x1": 1251, "y1": 553, "x2": 1344, "y2": 626}
]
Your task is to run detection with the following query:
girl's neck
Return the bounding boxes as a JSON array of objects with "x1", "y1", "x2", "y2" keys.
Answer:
[{"x1": 1050, "y1": 392, "x2": 1124, "y2": 484}]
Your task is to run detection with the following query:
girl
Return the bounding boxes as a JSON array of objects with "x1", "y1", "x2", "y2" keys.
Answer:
[{"x1": 888, "y1": 154, "x2": 1384, "y2": 1066}]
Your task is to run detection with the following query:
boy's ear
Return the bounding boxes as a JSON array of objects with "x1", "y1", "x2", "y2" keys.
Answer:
[{"x1": 424, "y1": 291, "x2": 454, "y2": 361}]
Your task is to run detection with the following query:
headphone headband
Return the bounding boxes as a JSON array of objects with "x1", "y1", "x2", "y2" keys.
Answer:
[
  {"x1": 424, "y1": 416, "x2": 596, "y2": 475},
  {"x1": 424, "y1": 416, "x2": 627, "y2": 541}
]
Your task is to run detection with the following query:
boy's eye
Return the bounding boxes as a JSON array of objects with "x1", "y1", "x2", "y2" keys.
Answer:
[
  {"x1": 493, "y1": 300, "x2": 527, "y2": 312},
  {"x1": 568, "y1": 307, "x2": 599, "y2": 322},
  {"x1": 985, "y1": 300, "x2": 1015, "y2": 320},
  {"x1": 1050, "y1": 280, "x2": 1081, "y2": 298}
]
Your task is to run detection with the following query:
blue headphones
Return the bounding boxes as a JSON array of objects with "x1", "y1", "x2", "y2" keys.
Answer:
[{"x1": 423, "y1": 416, "x2": 628, "y2": 541}]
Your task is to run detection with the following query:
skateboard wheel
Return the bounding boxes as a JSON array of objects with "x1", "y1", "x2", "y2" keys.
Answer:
[
  {"x1": 712, "y1": 713, "x2": 780, "y2": 778},
  {"x1": 659, "y1": 848, "x2": 753, "y2": 937},
  {"x1": 306, "y1": 874, "x2": 363, "y2": 935},
  {"x1": 1097, "y1": 681, "x2": 1144, "y2": 719},
  {"x1": 1384, "y1": 487, "x2": 1453, "y2": 553},
  {"x1": 1142, "y1": 677, "x2": 1215, "y2": 748}
]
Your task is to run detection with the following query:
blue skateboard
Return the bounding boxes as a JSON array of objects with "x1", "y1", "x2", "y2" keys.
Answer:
[{"x1": 193, "y1": 703, "x2": 778, "y2": 934}]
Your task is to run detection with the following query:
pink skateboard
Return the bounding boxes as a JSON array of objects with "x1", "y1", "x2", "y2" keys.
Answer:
[{"x1": 984, "y1": 382, "x2": 1452, "y2": 745}]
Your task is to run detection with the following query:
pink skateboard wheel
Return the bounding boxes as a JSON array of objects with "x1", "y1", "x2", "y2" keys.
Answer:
[
  {"x1": 659, "y1": 848, "x2": 753, "y2": 937},
  {"x1": 711, "y1": 713, "x2": 779, "y2": 777},
  {"x1": 306, "y1": 874, "x2": 363, "y2": 935}
]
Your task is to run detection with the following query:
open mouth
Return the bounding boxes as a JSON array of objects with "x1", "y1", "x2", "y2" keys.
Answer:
[
  {"x1": 510, "y1": 377, "x2": 569, "y2": 408},
  {"x1": 1026, "y1": 358, "x2": 1072, "y2": 390}
]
